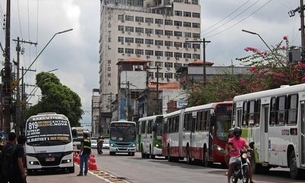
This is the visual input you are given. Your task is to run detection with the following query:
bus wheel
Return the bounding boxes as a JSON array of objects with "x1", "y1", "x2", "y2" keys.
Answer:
[
  {"x1": 131, "y1": 152, "x2": 135, "y2": 156},
  {"x1": 167, "y1": 146, "x2": 173, "y2": 162},
  {"x1": 203, "y1": 149, "x2": 212, "y2": 167},
  {"x1": 289, "y1": 150, "x2": 301, "y2": 179},
  {"x1": 141, "y1": 144, "x2": 145, "y2": 159}
]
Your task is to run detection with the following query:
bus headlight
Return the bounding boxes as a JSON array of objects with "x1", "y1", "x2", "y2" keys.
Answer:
[
  {"x1": 131, "y1": 143, "x2": 135, "y2": 147},
  {"x1": 29, "y1": 161, "x2": 40, "y2": 165},
  {"x1": 110, "y1": 143, "x2": 114, "y2": 147},
  {"x1": 155, "y1": 144, "x2": 159, "y2": 148},
  {"x1": 62, "y1": 159, "x2": 72, "y2": 163},
  {"x1": 214, "y1": 145, "x2": 225, "y2": 154}
]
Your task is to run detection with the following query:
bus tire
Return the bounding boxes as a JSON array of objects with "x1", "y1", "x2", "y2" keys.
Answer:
[
  {"x1": 289, "y1": 150, "x2": 301, "y2": 179},
  {"x1": 141, "y1": 144, "x2": 145, "y2": 159},
  {"x1": 150, "y1": 146, "x2": 155, "y2": 159},
  {"x1": 167, "y1": 146, "x2": 173, "y2": 162},
  {"x1": 186, "y1": 146, "x2": 192, "y2": 165}
]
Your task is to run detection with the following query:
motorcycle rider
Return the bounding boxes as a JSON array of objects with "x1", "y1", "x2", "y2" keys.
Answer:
[
  {"x1": 227, "y1": 127, "x2": 254, "y2": 183},
  {"x1": 97, "y1": 136, "x2": 104, "y2": 154}
]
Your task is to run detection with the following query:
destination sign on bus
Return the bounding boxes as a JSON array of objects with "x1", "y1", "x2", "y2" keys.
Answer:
[
  {"x1": 110, "y1": 123, "x2": 135, "y2": 127},
  {"x1": 215, "y1": 104, "x2": 233, "y2": 114}
]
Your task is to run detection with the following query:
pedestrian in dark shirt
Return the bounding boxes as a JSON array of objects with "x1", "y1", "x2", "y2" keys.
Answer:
[
  {"x1": 77, "y1": 133, "x2": 91, "y2": 176},
  {"x1": 11, "y1": 135, "x2": 27, "y2": 183}
]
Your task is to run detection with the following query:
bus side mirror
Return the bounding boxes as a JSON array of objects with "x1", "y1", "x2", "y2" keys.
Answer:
[{"x1": 210, "y1": 116, "x2": 216, "y2": 126}]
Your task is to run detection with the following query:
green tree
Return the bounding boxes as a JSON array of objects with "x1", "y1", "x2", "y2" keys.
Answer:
[{"x1": 24, "y1": 72, "x2": 84, "y2": 126}]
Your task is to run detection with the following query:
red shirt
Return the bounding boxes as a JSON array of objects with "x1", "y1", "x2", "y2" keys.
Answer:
[{"x1": 228, "y1": 137, "x2": 247, "y2": 157}]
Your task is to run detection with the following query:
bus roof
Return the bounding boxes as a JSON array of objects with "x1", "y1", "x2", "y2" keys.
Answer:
[
  {"x1": 233, "y1": 84, "x2": 305, "y2": 102},
  {"x1": 110, "y1": 120, "x2": 136, "y2": 124},
  {"x1": 27, "y1": 112, "x2": 68, "y2": 121},
  {"x1": 184, "y1": 101, "x2": 232, "y2": 113},
  {"x1": 138, "y1": 115, "x2": 163, "y2": 121}
]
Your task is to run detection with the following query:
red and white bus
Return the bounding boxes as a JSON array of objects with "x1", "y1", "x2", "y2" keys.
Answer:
[{"x1": 162, "y1": 101, "x2": 233, "y2": 166}]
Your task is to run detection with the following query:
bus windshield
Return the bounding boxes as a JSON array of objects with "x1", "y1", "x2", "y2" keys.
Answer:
[
  {"x1": 215, "y1": 114, "x2": 232, "y2": 142},
  {"x1": 26, "y1": 119, "x2": 71, "y2": 146},
  {"x1": 110, "y1": 123, "x2": 136, "y2": 142},
  {"x1": 155, "y1": 116, "x2": 163, "y2": 139}
]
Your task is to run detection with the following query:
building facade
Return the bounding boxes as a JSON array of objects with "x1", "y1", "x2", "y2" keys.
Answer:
[
  {"x1": 99, "y1": 0, "x2": 201, "y2": 115},
  {"x1": 91, "y1": 89, "x2": 100, "y2": 136}
]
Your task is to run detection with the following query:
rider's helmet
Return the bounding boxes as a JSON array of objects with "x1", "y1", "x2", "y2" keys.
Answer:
[
  {"x1": 228, "y1": 128, "x2": 234, "y2": 138},
  {"x1": 233, "y1": 127, "x2": 242, "y2": 138}
]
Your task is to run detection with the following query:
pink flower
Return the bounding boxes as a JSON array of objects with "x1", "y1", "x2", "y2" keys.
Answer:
[
  {"x1": 302, "y1": 77, "x2": 305, "y2": 82},
  {"x1": 283, "y1": 36, "x2": 288, "y2": 40},
  {"x1": 281, "y1": 46, "x2": 286, "y2": 50},
  {"x1": 274, "y1": 72, "x2": 284, "y2": 77},
  {"x1": 251, "y1": 66, "x2": 257, "y2": 72},
  {"x1": 240, "y1": 79, "x2": 246, "y2": 84}
]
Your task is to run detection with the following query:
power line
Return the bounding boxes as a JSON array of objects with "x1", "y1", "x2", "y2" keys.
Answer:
[
  {"x1": 201, "y1": 0, "x2": 251, "y2": 34},
  {"x1": 206, "y1": 0, "x2": 272, "y2": 38},
  {"x1": 16, "y1": 0, "x2": 23, "y2": 39},
  {"x1": 203, "y1": 0, "x2": 260, "y2": 37}
]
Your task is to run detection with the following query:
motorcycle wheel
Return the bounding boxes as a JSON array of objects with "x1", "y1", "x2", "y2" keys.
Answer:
[
  {"x1": 231, "y1": 175, "x2": 238, "y2": 183},
  {"x1": 242, "y1": 166, "x2": 249, "y2": 183}
]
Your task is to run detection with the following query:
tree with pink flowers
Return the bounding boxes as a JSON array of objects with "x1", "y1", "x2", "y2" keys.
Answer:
[{"x1": 237, "y1": 35, "x2": 305, "y2": 92}]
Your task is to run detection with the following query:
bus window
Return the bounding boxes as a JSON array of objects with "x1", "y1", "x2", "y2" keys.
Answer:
[
  {"x1": 277, "y1": 96, "x2": 286, "y2": 125},
  {"x1": 270, "y1": 97, "x2": 277, "y2": 126},
  {"x1": 243, "y1": 101, "x2": 248, "y2": 126},
  {"x1": 288, "y1": 94, "x2": 298, "y2": 125}
]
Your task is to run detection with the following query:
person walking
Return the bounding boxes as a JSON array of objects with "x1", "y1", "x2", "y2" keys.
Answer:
[
  {"x1": 77, "y1": 133, "x2": 91, "y2": 176},
  {"x1": 10, "y1": 135, "x2": 27, "y2": 183}
]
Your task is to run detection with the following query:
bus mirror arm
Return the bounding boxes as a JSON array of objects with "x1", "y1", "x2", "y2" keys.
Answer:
[{"x1": 249, "y1": 142, "x2": 255, "y2": 149}]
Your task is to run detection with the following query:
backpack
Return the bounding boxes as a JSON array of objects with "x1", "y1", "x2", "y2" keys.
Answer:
[{"x1": 0, "y1": 144, "x2": 17, "y2": 180}]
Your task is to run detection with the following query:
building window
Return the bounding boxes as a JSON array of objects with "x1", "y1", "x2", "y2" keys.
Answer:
[
  {"x1": 118, "y1": 14, "x2": 124, "y2": 21},
  {"x1": 145, "y1": 39, "x2": 153, "y2": 45},
  {"x1": 192, "y1": 0, "x2": 198, "y2": 5},
  {"x1": 135, "y1": 49, "x2": 144, "y2": 55},
  {"x1": 184, "y1": 32, "x2": 192, "y2": 38},
  {"x1": 192, "y1": 12, "x2": 200, "y2": 18},
  {"x1": 145, "y1": 28, "x2": 153, "y2": 34},
  {"x1": 155, "y1": 19, "x2": 163, "y2": 24},
  {"x1": 135, "y1": 38, "x2": 144, "y2": 44},
  {"x1": 183, "y1": 11, "x2": 192, "y2": 17},
  {"x1": 155, "y1": 29, "x2": 163, "y2": 35},
  {"x1": 165, "y1": 73, "x2": 173, "y2": 78},
  {"x1": 135, "y1": 27, "x2": 144, "y2": 33},
  {"x1": 155, "y1": 51, "x2": 163, "y2": 56},
  {"x1": 135, "y1": 16, "x2": 144, "y2": 22},
  {"x1": 193, "y1": 33, "x2": 200, "y2": 39},
  {"x1": 145, "y1": 50, "x2": 154, "y2": 55},
  {"x1": 125, "y1": 26, "x2": 134, "y2": 32},
  {"x1": 165, "y1": 52, "x2": 173, "y2": 57},
  {"x1": 184, "y1": 42, "x2": 191, "y2": 48},
  {"x1": 155, "y1": 40, "x2": 163, "y2": 46},
  {"x1": 174, "y1": 42, "x2": 182, "y2": 47},
  {"x1": 174, "y1": 52, "x2": 182, "y2": 58},
  {"x1": 174, "y1": 21, "x2": 182, "y2": 27},
  {"x1": 165, "y1": 41, "x2": 173, "y2": 46},
  {"x1": 125, "y1": 37, "x2": 134, "y2": 43},
  {"x1": 118, "y1": 25, "x2": 124, "y2": 32},
  {"x1": 165, "y1": 19, "x2": 173, "y2": 25},
  {"x1": 183, "y1": 22, "x2": 192, "y2": 28},
  {"x1": 192, "y1": 23, "x2": 200, "y2": 28},
  {"x1": 125, "y1": 15, "x2": 134, "y2": 21},
  {"x1": 193, "y1": 44, "x2": 200, "y2": 49},
  {"x1": 125, "y1": 48, "x2": 134, "y2": 54},
  {"x1": 148, "y1": 61, "x2": 154, "y2": 67},
  {"x1": 174, "y1": 31, "x2": 182, "y2": 37},
  {"x1": 174, "y1": 11, "x2": 182, "y2": 16},
  {"x1": 183, "y1": 53, "x2": 191, "y2": 58},
  {"x1": 118, "y1": 48, "x2": 124, "y2": 53},
  {"x1": 174, "y1": 62, "x2": 182, "y2": 68},
  {"x1": 155, "y1": 72, "x2": 163, "y2": 78},
  {"x1": 193, "y1": 54, "x2": 200, "y2": 59},
  {"x1": 165, "y1": 62, "x2": 173, "y2": 67},
  {"x1": 145, "y1": 17, "x2": 153, "y2": 23},
  {"x1": 165, "y1": 30, "x2": 173, "y2": 36},
  {"x1": 118, "y1": 37, "x2": 124, "y2": 43}
]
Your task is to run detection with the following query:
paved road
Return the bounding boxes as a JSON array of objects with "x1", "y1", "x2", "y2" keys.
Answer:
[{"x1": 93, "y1": 149, "x2": 305, "y2": 183}]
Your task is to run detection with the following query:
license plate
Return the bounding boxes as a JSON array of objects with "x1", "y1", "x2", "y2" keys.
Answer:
[{"x1": 45, "y1": 157, "x2": 55, "y2": 162}]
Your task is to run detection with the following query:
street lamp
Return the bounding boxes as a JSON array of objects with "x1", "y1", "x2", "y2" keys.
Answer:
[
  {"x1": 242, "y1": 29, "x2": 273, "y2": 53},
  {"x1": 22, "y1": 28, "x2": 73, "y2": 79}
]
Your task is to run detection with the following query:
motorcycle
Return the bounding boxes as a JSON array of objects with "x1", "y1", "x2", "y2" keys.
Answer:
[{"x1": 231, "y1": 149, "x2": 251, "y2": 183}]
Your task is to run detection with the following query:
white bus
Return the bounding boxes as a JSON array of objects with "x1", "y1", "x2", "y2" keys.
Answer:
[
  {"x1": 25, "y1": 112, "x2": 74, "y2": 174},
  {"x1": 162, "y1": 102, "x2": 232, "y2": 166},
  {"x1": 233, "y1": 84, "x2": 305, "y2": 179},
  {"x1": 138, "y1": 115, "x2": 163, "y2": 159}
]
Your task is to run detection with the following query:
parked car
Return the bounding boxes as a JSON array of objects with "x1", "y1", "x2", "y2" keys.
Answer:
[
  {"x1": 91, "y1": 139, "x2": 97, "y2": 149},
  {"x1": 102, "y1": 139, "x2": 109, "y2": 149}
]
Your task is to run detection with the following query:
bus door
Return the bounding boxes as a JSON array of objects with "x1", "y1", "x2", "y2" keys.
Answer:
[
  {"x1": 208, "y1": 112, "x2": 213, "y2": 159},
  {"x1": 260, "y1": 104, "x2": 269, "y2": 163},
  {"x1": 301, "y1": 102, "x2": 305, "y2": 167}
]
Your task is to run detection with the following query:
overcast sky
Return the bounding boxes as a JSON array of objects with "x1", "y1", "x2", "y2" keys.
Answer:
[{"x1": 0, "y1": 0, "x2": 301, "y2": 128}]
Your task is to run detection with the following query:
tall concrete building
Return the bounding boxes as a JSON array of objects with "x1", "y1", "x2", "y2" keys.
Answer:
[{"x1": 99, "y1": 0, "x2": 201, "y2": 118}]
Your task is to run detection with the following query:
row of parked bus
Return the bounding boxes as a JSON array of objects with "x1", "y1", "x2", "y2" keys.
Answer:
[{"x1": 137, "y1": 84, "x2": 305, "y2": 179}]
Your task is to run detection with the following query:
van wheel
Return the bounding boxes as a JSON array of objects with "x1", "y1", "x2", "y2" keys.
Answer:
[{"x1": 289, "y1": 150, "x2": 301, "y2": 179}]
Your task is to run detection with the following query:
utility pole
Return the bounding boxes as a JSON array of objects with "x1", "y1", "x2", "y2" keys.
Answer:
[
  {"x1": 13, "y1": 37, "x2": 37, "y2": 135},
  {"x1": 127, "y1": 81, "x2": 130, "y2": 120},
  {"x1": 156, "y1": 65, "x2": 159, "y2": 115},
  {"x1": 2, "y1": 0, "x2": 11, "y2": 135},
  {"x1": 289, "y1": 0, "x2": 305, "y2": 60},
  {"x1": 185, "y1": 38, "x2": 211, "y2": 86}
]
